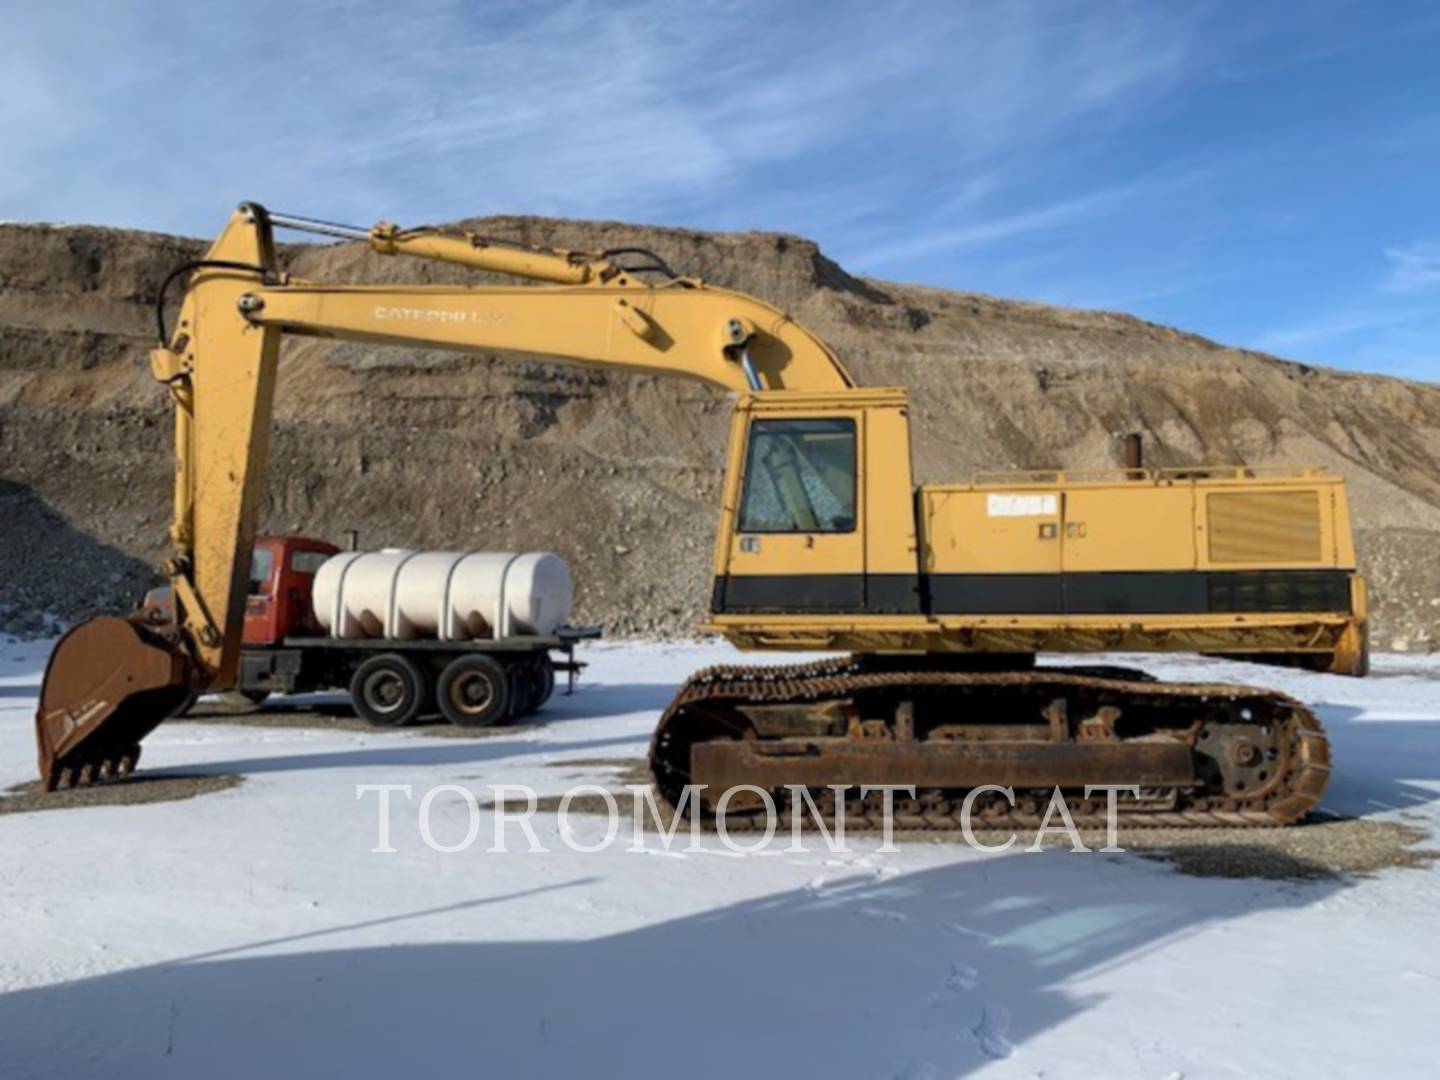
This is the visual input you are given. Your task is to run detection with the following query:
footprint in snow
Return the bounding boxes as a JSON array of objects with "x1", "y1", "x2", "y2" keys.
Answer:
[
  {"x1": 858, "y1": 906, "x2": 907, "y2": 923},
  {"x1": 944, "y1": 961, "x2": 979, "y2": 992},
  {"x1": 971, "y1": 1005, "x2": 1014, "y2": 1060},
  {"x1": 893, "y1": 1062, "x2": 937, "y2": 1080},
  {"x1": 942, "y1": 921, "x2": 997, "y2": 944}
]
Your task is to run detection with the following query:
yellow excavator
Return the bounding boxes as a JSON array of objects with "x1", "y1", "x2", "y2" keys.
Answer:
[{"x1": 36, "y1": 203, "x2": 1366, "y2": 828}]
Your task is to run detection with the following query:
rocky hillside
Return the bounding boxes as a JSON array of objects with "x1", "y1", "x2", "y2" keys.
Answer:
[{"x1": 2, "y1": 216, "x2": 1438, "y2": 649}]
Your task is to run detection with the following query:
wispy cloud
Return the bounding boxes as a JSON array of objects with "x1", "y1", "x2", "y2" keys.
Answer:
[
  {"x1": 845, "y1": 162, "x2": 1219, "y2": 273},
  {"x1": 0, "y1": 0, "x2": 1204, "y2": 234},
  {"x1": 1383, "y1": 243, "x2": 1440, "y2": 293},
  {"x1": 1252, "y1": 306, "x2": 1440, "y2": 383},
  {"x1": 1258, "y1": 308, "x2": 1424, "y2": 351},
  {"x1": 2, "y1": 0, "x2": 1438, "y2": 382},
  {"x1": 849, "y1": 188, "x2": 1122, "y2": 271},
  {"x1": 1253, "y1": 235, "x2": 1440, "y2": 379}
]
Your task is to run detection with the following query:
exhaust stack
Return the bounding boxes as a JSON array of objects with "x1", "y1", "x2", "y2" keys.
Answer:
[{"x1": 1122, "y1": 432, "x2": 1144, "y2": 477}]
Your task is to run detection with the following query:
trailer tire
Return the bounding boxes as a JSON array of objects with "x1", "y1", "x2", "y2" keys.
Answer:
[
  {"x1": 351, "y1": 653, "x2": 428, "y2": 727},
  {"x1": 533, "y1": 660, "x2": 556, "y2": 710},
  {"x1": 437, "y1": 654, "x2": 511, "y2": 728},
  {"x1": 509, "y1": 667, "x2": 535, "y2": 720}
]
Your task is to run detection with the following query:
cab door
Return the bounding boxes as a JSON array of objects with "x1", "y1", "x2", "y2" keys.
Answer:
[
  {"x1": 281, "y1": 541, "x2": 340, "y2": 636},
  {"x1": 1060, "y1": 485, "x2": 1197, "y2": 613},
  {"x1": 242, "y1": 541, "x2": 282, "y2": 644},
  {"x1": 715, "y1": 408, "x2": 866, "y2": 612}
]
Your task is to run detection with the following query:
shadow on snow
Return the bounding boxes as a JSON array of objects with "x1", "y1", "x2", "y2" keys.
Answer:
[
  {"x1": 0, "y1": 847, "x2": 1350, "y2": 1079},
  {"x1": 1311, "y1": 702, "x2": 1440, "y2": 817}
]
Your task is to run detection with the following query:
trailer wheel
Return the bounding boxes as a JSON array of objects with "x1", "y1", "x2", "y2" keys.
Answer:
[
  {"x1": 437, "y1": 655, "x2": 511, "y2": 727},
  {"x1": 508, "y1": 667, "x2": 535, "y2": 719},
  {"x1": 532, "y1": 660, "x2": 556, "y2": 710},
  {"x1": 351, "y1": 653, "x2": 428, "y2": 726}
]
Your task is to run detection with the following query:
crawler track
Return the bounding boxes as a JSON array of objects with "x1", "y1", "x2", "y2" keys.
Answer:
[{"x1": 648, "y1": 657, "x2": 1331, "y2": 830}]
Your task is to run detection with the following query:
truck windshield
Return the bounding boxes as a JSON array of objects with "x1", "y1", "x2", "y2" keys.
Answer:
[
  {"x1": 249, "y1": 547, "x2": 273, "y2": 595},
  {"x1": 738, "y1": 418, "x2": 856, "y2": 533}
]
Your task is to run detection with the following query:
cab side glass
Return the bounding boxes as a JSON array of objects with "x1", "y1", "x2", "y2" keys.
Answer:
[
  {"x1": 738, "y1": 418, "x2": 856, "y2": 533},
  {"x1": 248, "y1": 547, "x2": 274, "y2": 596}
]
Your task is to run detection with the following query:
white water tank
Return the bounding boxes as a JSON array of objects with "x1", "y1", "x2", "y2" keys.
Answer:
[{"x1": 312, "y1": 550, "x2": 573, "y2": 641}]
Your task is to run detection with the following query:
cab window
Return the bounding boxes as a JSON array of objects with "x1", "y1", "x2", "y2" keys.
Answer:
[
  {"x1": 248, "y1": 547, "x2": 274, "y2": 595},
  {"x1": 738, "y1": 418, "x2": 856, "y2": 533}
]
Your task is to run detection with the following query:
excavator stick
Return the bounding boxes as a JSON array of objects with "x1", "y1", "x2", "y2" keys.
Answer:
[
  {"x1": 30, "y1": 201, "x2": 822, "y2": 792},
  {"x1": 35, "y1": 203, "x2": 281, "y2": 790},
  {"x1": 35, "y1": 617, "x2": 194, "y2": 790}
]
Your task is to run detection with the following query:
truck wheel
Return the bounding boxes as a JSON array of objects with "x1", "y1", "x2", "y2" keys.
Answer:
[
  {"x1": 532, "y1": 660, "x2": 556, "y2": 710},
  {"x1": 351, "y1": 654, "x2": 428, "y2": 726},
  {"x1": 437, "y1": 655, "x2": 511, "y2": 727}
]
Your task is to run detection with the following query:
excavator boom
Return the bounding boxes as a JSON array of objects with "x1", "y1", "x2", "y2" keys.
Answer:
[{"x1": 35, "y1": 202, "x2": 854, "y2": 787}]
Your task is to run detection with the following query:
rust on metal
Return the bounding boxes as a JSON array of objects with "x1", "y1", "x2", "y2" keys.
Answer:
[
  {"x1": 649, "y1": 655, "x2": 1333, "y2": 829},
  {"x1": 894, "y1": 700, "x2": 915, "y2": 742},
  {"x1": 690, "y1": 738, "x2": 1195, "y2": 812},
  {"x1": 1122, "y1": 432, "x2": 1144, "y2": 475},
  {"x1": 35, "y1": 616, "x2": 193, "y2": 791},
  {"x1": 1045, "y1": 698, "x2": 1069, "y2": 742}
]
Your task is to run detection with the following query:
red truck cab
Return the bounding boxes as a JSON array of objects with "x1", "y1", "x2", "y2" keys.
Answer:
[{"x1": 243, "y1": 536, "x2": 340, "y2": 645}]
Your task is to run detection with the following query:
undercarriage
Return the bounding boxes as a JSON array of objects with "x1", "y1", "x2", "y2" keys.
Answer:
[{"x1": 648, "y1": 656, "x2": 1332, "y2": 830}]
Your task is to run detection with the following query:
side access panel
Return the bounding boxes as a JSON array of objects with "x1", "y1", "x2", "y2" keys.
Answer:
[
  {"x1": 921, "y1": 488, "x2": 1062, "y2": 614},
  {"x1": 1056, "y1": 485, "x2": 1199, "y2": 614}
]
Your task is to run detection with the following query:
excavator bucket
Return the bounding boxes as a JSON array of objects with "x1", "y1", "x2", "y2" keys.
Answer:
[{"x1": 35, "y1": 616, "x2": 194, "y2": 791}]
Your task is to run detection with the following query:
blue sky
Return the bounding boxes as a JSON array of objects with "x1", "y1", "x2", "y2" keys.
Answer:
[{"x1": 3, "y1": 0, "x2": 1438, "y2": 380}]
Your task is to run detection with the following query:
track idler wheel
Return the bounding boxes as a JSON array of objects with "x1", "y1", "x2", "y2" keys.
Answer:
[{"x1": 35, "y1": 616, "x2": 193, "y2": 791}]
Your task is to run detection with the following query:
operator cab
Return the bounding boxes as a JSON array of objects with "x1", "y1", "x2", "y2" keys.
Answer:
[{"x1": 712, "y1": 389, "x2": 921, "y2": 617}]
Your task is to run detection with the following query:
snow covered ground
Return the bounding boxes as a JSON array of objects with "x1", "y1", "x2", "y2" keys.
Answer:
[{"x1": 2, "y1": 637, "x2": 1438, "y2": 1079}]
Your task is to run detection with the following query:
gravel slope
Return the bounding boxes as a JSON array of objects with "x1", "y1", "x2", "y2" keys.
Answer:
[{"x1": 2, "y1": 216, "x2": 1438, "y2": 644}]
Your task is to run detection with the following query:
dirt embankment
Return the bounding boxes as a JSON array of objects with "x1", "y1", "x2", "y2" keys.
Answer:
[{"x1": 2, "y1": 216, "x2": 1439, "y2": 644}]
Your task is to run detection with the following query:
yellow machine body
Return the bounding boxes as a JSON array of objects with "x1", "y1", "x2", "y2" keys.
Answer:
[{"x1": 704, "y1": 391, "x2": 1366, "y2": 675}]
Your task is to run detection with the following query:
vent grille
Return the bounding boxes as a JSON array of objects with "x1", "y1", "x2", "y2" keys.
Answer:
[{"x1": 1207, "y1": 491, "x2": 1323, "y2": 564}]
